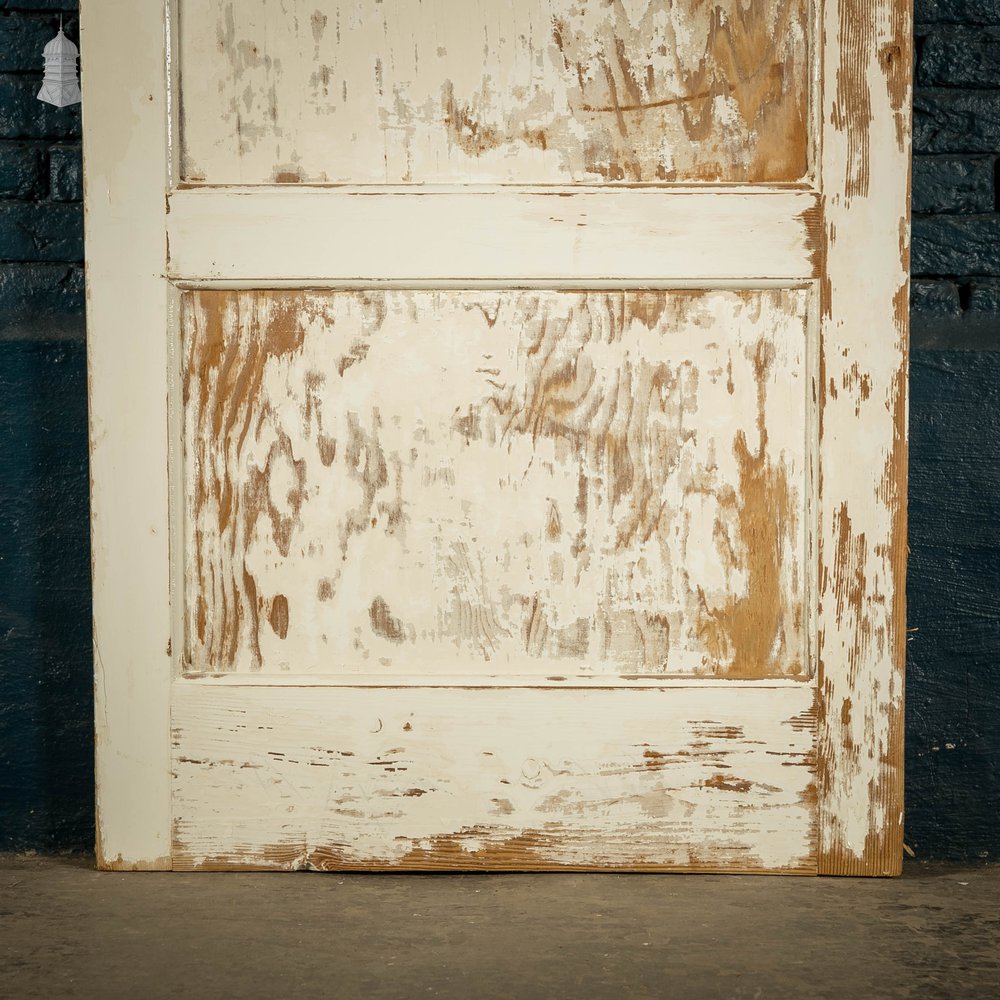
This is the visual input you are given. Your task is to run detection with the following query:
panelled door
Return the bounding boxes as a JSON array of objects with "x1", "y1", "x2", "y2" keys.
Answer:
[{"x1": 84, "y1": 1, "x2": 910, "y2": 874}]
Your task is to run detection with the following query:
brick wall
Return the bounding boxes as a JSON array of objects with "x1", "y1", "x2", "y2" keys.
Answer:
[
  {"x1": 913, "y1": 0, "x2": 1000, "y2": 346},
  {"x1": 905, "y1": 0, "x2": 1000, "y2": 864},
  {"x1": 0, "y1": 1, "x2": 82, "y2": 342},
  {"x1": 0, "y1": 1, "x2": 91, "y2": 853},
  {"x1": 0, "y1": 2, "x2": 997, "y2": 859}
]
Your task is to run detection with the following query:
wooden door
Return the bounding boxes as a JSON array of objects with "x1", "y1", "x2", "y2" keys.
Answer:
[{"x1": 84, "y1": 1, "x2": 911, "y2": 875}]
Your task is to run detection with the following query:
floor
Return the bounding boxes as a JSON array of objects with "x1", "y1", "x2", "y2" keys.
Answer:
[{"x1": 1, "y1": 856, "x2": 997, "y2": 999}]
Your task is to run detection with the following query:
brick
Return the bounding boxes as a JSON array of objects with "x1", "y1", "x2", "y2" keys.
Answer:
[
  {"x1": 967, "y1": 281, "x2": 1000, "y2": 316},
  {"x1": 0, "y1": 3, "x2": 78, "y2": 9},
  {"x1": 0, "y1": 262, "x2": 83, "y2": 337},
  {"x1": 0, "y1": 13, "x2": 64, "y2": 74},
  {"x1": 0, "y1": 201, "x2": 82, "y2": 261},
  {"x1": 912, "y1": 156, "x2": 995, "y2": 214},
  {"x1": 910, "y1": 280, "x2": 962, "y2": 319},
  {"x1": 48, "y1": 143, "x2": 80, "y2": 201},
  {"x1": 918, "y1": 27, "x2": 1000, "y2": 87},
  {"x1": 914, "y1": 90, "x2": 1000, "y2": 154},
  {"x1": 915, "y1": 1, "x2": 1000, "y2": 23},
  {"x1": 0, "y1": 143, "x2": 43, "y2": 197},
  {"x1": 0, "y1": 75, "x2": 80, "y2": 141},
  {"x1": 912, "y1": 216, "x2": 1000, "y2": 277}
]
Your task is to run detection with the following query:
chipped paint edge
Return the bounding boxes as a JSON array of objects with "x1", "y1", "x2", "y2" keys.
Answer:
[{"x1": 816, "y1": 0, "x2": 911, "y2": 877}]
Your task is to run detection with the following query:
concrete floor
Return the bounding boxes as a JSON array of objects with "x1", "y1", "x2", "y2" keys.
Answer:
[{"x1": 1, "y1": 856, "x2": 997, "y2": 999}]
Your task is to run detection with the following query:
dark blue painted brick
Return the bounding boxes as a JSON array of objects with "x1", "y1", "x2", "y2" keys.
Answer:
[
  {"x1": 49, "y1": 143, "x2": 81, "y2": 201},
  {"x1": 0, "y1": 143, "x2": 43, "y2": 197},
  {"x1": 0, "y1": 2, "x2": 78, "y2": 9},
  {"x1": 910, "y1": 280, "x2": 962, "y2": 319},
  {"x1": 918, "y1": 27, "x2": 1000, "y2": 87},
  {"x1": 0, "y1": 74, "x2": 80, "y2": 141},
  {"x1": 906, "y1": 352, "x2": 1000, "y2": 861},
  {"x1": 0, "y1": 338, "x2": 92, "y2": 854},
  {"x1": 912, "y1": 157, "x2": 995, "y2": 213},
  {"x1": 915, "y1": 90, "x2": 1000, "y2": 154},
  {"x1": 0, "y1": 13, "x2": 67, "y2": 73},
  {"x1": 0, "y1": 262, "x2": 83, "y2": 336},
  {"x1": 0, "y1": 201, "x2": 83, "y2": 261},
  {"x1": 967, "y1": 281, "x2": 1000, "y2": 315},
  {"x1": 912, "y1": 216, "x2": 1000, "y2": 276},
  {"x1": 915, "y1": 1, "x2": 1000, "y2": 23}
]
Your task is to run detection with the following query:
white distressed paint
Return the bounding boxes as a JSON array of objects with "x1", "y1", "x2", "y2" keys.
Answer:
[
  {"x1": 177, "y1": 674, "x2": 808, "y2": 688},
  {"x1": 178, "y1": 0, "x2": 811, "y2": 185},
  {"x1": 172, "y1": 683, "x2": 818, "y2": 872},
  {"x1": 84, "y1": 0, "x2": 909, "y2": 873},
  {"x1": 817, "y1": 0, "x2": 910, "y2": 875},
  {"x1": 183, "y1": 288, "x2": 811, "y2": 679}
]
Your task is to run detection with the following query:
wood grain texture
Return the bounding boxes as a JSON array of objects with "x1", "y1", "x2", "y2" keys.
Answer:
[
  {"x1": 165, "y1": 188, "x2": 823, "y2": 284},
  {"x1": 171, "y1": 683, "x2": 818, "y2": 872},
  {"x1": 816, "y1": 0, "x2": 911, "y2": 876},
  {"x1": 183, "y1": 288, "x2": 811, "y2": 679},
  {"x1": 178, "y1": 0, "x2": 810, "y2": 184}
]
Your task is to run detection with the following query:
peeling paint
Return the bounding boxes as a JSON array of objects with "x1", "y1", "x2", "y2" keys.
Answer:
[
  {"x1": 817, "y1": 0, "x2": 910, "y2": 876},
  {"x1": 180, "y1": 0, "x2": 811, "y2": 184},
  {"x1": 183, "y1": 288, "x2": 811, "y2": 678},
  {"x1": 87, "y1": 0, "x2": 909, "y2": 875},
  {"x1": 171, "y1": 685, "x2": 817, "y2": 872}
]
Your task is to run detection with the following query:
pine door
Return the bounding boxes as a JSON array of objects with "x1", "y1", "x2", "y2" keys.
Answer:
[{"x1": 84, "y1": 1, "x2": 911, "y2": 874}]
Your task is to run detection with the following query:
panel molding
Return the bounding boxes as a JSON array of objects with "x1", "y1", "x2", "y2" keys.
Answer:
[
  {"x1": 178, "y1": 675, "x2": 811, "y2": 689},
  {"x1": 173, "y1": 278, "x2": 818, "y2": 292}
]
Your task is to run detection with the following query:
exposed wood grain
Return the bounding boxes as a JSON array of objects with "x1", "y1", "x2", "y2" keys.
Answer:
[
  {"x1": 184, "y1": 288, "x2": 811, "y2": 679},
  {"x1": 165, "y1": 188, "x2": 823, "y2": 284},
  {"x1": 178, "y1": 0, "x2": 810, "y2": 185},
  {"x1": 171, "y1": 683, "x2": 818, "y2": 872},
  {"x1": 817, "y1": 0, "x2": 911, "y2": 876}
]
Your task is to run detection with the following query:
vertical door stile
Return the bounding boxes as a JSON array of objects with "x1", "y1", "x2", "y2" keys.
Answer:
[
  {"x1": 84, "y1": 1, "x2": 173, "y2": 869},
  {"x1": 817, "y1": 0, "x2": 911, "y2": 876}
]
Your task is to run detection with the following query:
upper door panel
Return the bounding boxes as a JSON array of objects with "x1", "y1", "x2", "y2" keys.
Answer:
[{"x1": 178, "y1": 0, "x2": 812, "y2": 185}]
